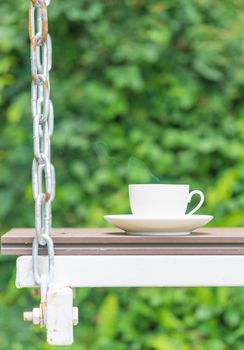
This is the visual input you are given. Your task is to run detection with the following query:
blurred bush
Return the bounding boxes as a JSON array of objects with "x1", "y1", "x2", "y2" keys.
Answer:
[{"x1": 1, "y1": 0, "x2": 244, "y2": 349}]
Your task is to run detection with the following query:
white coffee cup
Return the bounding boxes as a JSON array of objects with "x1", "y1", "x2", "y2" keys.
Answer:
[{"x1": 129, "y1": 184, "x2": 204, "y2": 217}]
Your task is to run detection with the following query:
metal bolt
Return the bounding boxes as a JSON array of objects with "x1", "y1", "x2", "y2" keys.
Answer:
[
  {"x1": 23, "y1": 307, "x2": 40, "y2": 325},
  {"x1": 23, "y1": 311, "x2": 33, "y2": 322},
  {"x1": 73, "y1": 307, "x2": 78, "y2": 326}
]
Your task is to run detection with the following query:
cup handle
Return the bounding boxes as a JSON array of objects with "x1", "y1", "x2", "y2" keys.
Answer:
[{"x1": 187, "y1": 190, "x2": 204, "y2": 215}]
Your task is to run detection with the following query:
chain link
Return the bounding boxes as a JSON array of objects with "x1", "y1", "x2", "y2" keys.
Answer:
[
  {"x1": 32, "y1": 235, "x2": 55, "y2": 286},
  {"x1": 29, "y1": 0, "x2": 55, "y2": 286}
]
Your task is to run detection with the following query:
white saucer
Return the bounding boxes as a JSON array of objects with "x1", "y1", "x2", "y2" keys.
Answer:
[{"x1": 104, "y1": 214, "x2": 214, "y2": 236}]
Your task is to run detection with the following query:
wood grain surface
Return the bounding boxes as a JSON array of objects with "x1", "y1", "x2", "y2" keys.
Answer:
[{"x1": 2, "y1": 227, "x2": 244, "y2": 255}]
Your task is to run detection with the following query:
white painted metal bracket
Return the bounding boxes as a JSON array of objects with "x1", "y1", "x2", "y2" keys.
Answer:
[
  {"x1": 17, "y1": 255, "x2": 244, "y2": 288},
  {"x1": 17, "y1": 254, "x2": 244, "y2": 345},
  {"x1": 23, "y1": 284, "x2": 78, "y2": 345},
  {"x1": 46, "y1": 285, "x2": 78, "y2": 345}
]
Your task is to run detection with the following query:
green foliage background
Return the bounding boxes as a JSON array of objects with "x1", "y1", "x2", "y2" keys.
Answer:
[{"x1": 1, "y1": 0, "x2": 244, "y2": 349}]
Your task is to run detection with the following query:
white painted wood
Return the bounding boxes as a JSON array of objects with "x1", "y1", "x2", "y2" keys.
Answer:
[
  {"x1": 16, "y1": 255, "x2": 244, "y2": 287},
  {"x1": 46, "y1": 286, "x2": 74, "y2": 346}
]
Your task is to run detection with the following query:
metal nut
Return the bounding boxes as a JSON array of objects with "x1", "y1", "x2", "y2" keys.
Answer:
[{"x1": 33, "y1": 307, "x2": 40, "y2": 325}]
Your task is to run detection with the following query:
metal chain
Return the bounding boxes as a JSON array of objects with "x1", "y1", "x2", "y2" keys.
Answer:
[{"x1": 29, "y1": 0, "x2": 55, "y2": 287}]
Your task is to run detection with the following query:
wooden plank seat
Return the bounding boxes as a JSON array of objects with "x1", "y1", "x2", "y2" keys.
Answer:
[{"x1": 2, "y1": 227, "x2": 244, "y2": 256}]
